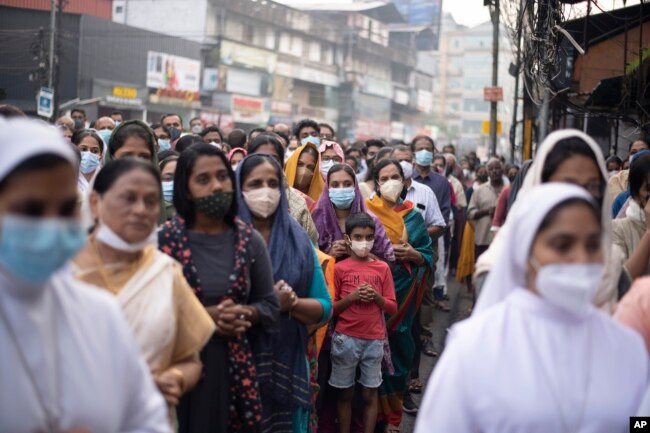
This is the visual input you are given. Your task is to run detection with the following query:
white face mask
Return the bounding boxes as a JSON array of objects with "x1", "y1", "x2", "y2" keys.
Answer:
[
  {"x1": 243, "y1": 187, "x2": 281, "y2": 218},
  {"x1": 349, "y1": 239, "x2": 374, "y2": 258},
  {"x1": 400, "y1": 161, "x2": 414, "y2": 180},
  {"x1": 379, "y1": 179, "x2": 404, "y2": 203},
  {"x1": 531, "y1": 258, "x2": 603, "y2": 318},
  {"x1": 96, "y1": 223, "x2": 158, "y2": 253}
]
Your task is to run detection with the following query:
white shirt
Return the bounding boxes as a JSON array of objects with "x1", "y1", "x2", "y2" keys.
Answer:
[
  {"x1": 406, "y1": 180, "x2": 446, "y2": 228},
  {"x1": 415, "y1": 289, "x2": 648, "y2": 433},
  {"x1": 0, "y1": 268, "x2": 170, "y2": 433}
]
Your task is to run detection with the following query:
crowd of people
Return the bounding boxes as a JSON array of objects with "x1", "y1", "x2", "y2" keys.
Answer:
[{"x1": 2, "y1": 101, "x2": 650, "y2": 433}]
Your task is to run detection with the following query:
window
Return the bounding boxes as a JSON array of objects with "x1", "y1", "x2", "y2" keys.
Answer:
[
  {"x1": 462, "y1": 120, "x2": 483, "y2": 134},
  {"x1": 115, "y1": 5, "x2": 123, "y2": 14},
  {"x1": 322, "y1": 45, "x2": 334, "y2": 65},
  {"x1": 243, "y1": 24, "x2": 254, "y2": 44},
  {"x1": 308, "y1": 41, "x2": 321, "y2": 62}
]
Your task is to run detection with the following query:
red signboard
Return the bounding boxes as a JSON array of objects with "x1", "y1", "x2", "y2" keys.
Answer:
[{"x1": 483, "y1": 86, "x2": 503, "y2": 102}]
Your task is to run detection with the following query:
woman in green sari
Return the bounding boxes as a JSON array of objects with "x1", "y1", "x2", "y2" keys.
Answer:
[{"x1": 365, "y1": 159, "x2": 433, "y2": 432}]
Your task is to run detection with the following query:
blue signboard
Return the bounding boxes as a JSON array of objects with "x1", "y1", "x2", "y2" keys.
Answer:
[{"x1": 392, "y1": 0, "x2": 443, "y2": 49}]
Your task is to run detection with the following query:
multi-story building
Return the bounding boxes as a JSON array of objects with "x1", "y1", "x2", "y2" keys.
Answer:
[
  {"x1": 0, "y1": 4, "x2": 203, "y2": 122},
  {"x1": 429, "y1": 13, "x2": 516, "y2": 158},
  {"x1": 114, "y1": 0, "x2": 341, "y2": 131}
]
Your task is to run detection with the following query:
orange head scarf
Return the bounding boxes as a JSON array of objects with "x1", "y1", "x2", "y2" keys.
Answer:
[{"x1": 284, "y1": 142, "x2": 325, "y2": 203}]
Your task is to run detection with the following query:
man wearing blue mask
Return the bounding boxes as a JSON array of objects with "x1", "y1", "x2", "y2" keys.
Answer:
[
  {"x1": 71, "y1": 108, "x2": 87, "y2": 130},
  {"x1": 406, "y1": 134, "x2": 452, "y2": 415},
  {"x1": 293, "y1": 118, "x2": 321, "y2": 147},
  {"x1": 412, "y1": 135, "x2": 451, "y2": 226}
]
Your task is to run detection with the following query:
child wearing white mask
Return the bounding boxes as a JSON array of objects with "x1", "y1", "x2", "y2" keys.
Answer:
[{"x1": 330, "y1": 212, "x2": 396, "y2": 433}]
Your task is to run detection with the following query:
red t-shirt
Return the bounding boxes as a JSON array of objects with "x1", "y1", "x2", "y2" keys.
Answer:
[{"x1": 334, "y1": 258, "x2": 397, "y2": 340}]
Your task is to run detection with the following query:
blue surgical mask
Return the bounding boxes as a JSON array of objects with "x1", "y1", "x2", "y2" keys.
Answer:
[
  {"x1": 301, "y1": 136, "x2": 321, "y2": 147},
  {"x1": 162, "y1": 181, "x2": 174, "y2": 202},
  {"x1": 0, "y1": 215, "x2": 86, "y2": 285},
  {"x1": 158, "y1": 139, "x2": 171, "y2": 152},
  {"x1": 97, "y1": 129, "x2": 112, "y2": 148},
  {"x1": 320, "y1": 160, "x2": 335, "y2": 178},
  {"x1": 415, "y1": 149, "x2": 433, "y2": 166},
  {"x1": 329, "y1": 187, "x2": 356, "y2": 209},
  {"x1": 79, "y1": 151, "x2": 100, "y2": 174}
]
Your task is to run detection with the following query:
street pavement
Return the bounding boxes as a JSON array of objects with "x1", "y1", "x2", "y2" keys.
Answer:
[{"x1": 399, "y1": 277, "x2": 474, "y2": 432}]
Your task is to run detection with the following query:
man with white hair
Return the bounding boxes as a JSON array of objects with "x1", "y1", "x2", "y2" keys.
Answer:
[{"x1": 467, "y1": 158, "x2": 504, "y2": 259}]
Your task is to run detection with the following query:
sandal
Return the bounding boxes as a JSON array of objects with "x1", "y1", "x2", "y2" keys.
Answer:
[
  {"x1": 408, "y1": 379, "x2": 423, "y2": 394},
  {"x1": 422, "y1": 339, "x2": 439, "y2": 357},
  {"x1": 434, "y1": 300, "x2": 451, "y2": 312}
]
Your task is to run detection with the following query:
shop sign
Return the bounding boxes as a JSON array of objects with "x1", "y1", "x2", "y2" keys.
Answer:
[
  {"x1": 275, "y1": 62, "x2": 338, "y2": 87},
  {"x1": 361, "y1": 76, "x2": 392, "y2": 99},
  {"x1": 232, "y1": 95, "x2": 268, "y2": 124},
  {"x1": 106, "y1": 86, "x2": 143, "y2": 106},
  {"x1": 221, "y1": 41, "x2": 277, "y2": 73},
  {"x1": 355, "y1": 119, "x2": 391, "y2": 140}
]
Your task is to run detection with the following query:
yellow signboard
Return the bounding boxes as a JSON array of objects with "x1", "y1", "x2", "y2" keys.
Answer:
[
  {"x1": 481, "y1": 120, "x2": 503, "y2": 135},
  {"x1": 112, "y1": 86, "x2": 138, "y2": 99}
]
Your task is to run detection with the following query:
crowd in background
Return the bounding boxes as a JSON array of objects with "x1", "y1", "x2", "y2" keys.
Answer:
[{"x1": 3, "y1": 100, "x2": 650, "y2": 433}]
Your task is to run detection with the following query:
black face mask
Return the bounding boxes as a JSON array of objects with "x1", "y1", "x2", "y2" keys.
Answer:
[
  {"x1": 193, "y1": 191, "x2": 233, "y2": 220},
  {"x1": 73, "y1": 118, "x2": 84, "y2": 129},
  {"x1": 508, "y1": 175, "x2": 517, "y2": 183},
  {"x1": 477, "y1": 175, "x2": 488, "y2": 183}
]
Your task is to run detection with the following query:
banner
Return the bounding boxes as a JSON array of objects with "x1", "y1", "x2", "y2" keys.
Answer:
[
  {"x1": 147, "y1": 51, "x2": 200, "y2": 93},
  {"x1": 232, "y1": 95, "x2": 268, "y2": 124}
]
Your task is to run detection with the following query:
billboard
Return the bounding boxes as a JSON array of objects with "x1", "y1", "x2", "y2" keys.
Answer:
[
  {"x1": 146, "y1": 51, "x2": 200, "y2": 93},
  {"x1": 392, "y1": 0, "x2": 443, "y2": 49}
]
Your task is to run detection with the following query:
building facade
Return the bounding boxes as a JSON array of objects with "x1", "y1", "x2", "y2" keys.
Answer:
[{"x1": 428, "y1": 13, "x2": 516, "y2": 158}]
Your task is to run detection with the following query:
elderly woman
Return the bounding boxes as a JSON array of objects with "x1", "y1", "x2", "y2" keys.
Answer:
[{"x1": 73, "y1": 158, "x2": 215, "y2": 410}]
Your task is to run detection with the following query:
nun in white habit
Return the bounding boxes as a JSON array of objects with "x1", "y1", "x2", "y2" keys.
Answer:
[
  {"x1": 415, "y1": 183, "x2": 648, "y2": 433},
  {"x1": 0, "y1": 118, "x2": 170, "y2": 432},
  {"x1": 473, "y1": 129, "x2": 625, "y2": 312}
]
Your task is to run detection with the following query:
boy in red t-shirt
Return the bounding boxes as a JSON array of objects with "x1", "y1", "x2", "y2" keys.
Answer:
[{"x1": 329, "y1": 213, "x2": 397, "y2": 433}]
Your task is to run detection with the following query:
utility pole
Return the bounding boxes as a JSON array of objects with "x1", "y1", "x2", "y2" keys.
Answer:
[
  {"x1": 489, "y1": 0, "x2": 500, "y2": 157},
  {"x1": 510, "y1": 0, "x2": 525, "y2": 163},
  {"x1": 48, "y1": 0, "x2": 56, "y2": 89}
]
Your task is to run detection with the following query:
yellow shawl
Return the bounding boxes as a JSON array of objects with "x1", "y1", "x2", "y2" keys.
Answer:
[
  {"x1": 365, "y1": 195, "x2": 411, "y2": 244},
  {"x1": 284, "y1": 142, "x2": 325, "y2": 204}
]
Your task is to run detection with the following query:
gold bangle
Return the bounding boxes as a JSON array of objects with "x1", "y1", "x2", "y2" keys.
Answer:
[{"x1": 169, "y1": 367, "x2": 185, "y2": 393}]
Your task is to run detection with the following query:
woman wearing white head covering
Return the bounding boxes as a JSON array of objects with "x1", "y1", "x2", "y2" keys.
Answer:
[
  {"x1": 474, "y1": 129, "x2": 625, "y2": 312},
  {"x1": 415, "y1": 183, "x2": 648, "y2": 433},
  {"x1": 0, "y1": 118, "x2": 170, "y2": 432}
]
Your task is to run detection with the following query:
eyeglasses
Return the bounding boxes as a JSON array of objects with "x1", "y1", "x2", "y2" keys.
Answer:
[{"x1": 321, "y1": 156, "x2": 343, "y2": 163}]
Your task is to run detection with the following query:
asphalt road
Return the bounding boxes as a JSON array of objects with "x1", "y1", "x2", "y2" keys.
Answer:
[{"x1": 399, "y1": 277, "x2": 474, "y2": 433}]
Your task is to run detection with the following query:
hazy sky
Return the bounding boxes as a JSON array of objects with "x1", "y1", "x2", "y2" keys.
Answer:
[
  {"x1": 445, "y1": 0, "x2": 641, "y2": 28},
  {"x1": 443, "y1": 1, "x2": 490, "y2": 27},
  {"x1": 276, "y1": 0, "x2": 641, "y2": 28}
]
